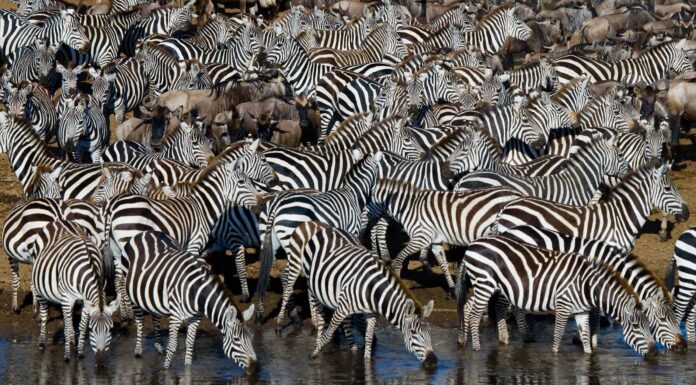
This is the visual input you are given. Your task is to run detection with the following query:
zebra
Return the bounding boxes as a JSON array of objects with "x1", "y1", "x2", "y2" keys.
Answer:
[
  {"x1": 6, "y1": 39, "x2": 58, "y2": 89},
  {"x1": 495, "y1": 160, "x2": 689, "y2": 252},
  {"x1": 3, "y1": 198, "x2": 103, "y2": 313},
  {"x1": 665, "y1": 227, "x2": 696, "y2": 342},
  {"x1": 455, "y1": 130, "x2": 629, "y2": 206},
  {"x1": 499, "y1": 225, "x2": 685, "y2": 352},
  {"x1": 92, "y1": 164, "x2": 151, "y2": 206},
  {"x1": 5, "y1": 81, "x2": 57, "y2": 143},
  {"x1": 120, "y1": 3, "x2": 196, "y2": 56},
  {"x1": 279, "y1": 221, "x2": 437, "y2": 367},
  {"x1": 457, "y1": 234, "x2": 658, "y2": 357},
  {"x1": 315, "y1": 69, "x2": 383, "y2": 140},
  {"x1": 397, "y1": 5, "x2": 474, "y2": 46},
  {"x1": 0, "y1": 112, "x2": 122, "y2": 200},
  {"x1": 101, "y1": 122, "x2": 215, "y2": 172},
  {"x1": 410, "y1": 62, "x2": 462, "y2": 110},
  {"x1": 309, "y1": 23, "x2": 406, "y2": 67},
  {"x1": 54, "y1": 63, "x2": 84, "y2": 120},
  {"x1": 15, "y1": 0, "x2": 65, "y2": 17},
  {"x1": 156, "y1": 13, "x2": 236, "y2": 57},
  {"x1": 553, "y1": 40, "x2": 693, "y2": 85},
  {"x1": 377, "y1": 151, "x2": 454, "y2": 191},
  {"x1": 405, "y1": 25, "x2": 466, "y2": 56},
  {"x1": 461, "y1": 5, "x2": 532, "y2": 54},
  {"x1": 26, "y1": 164, "x2": 62, "y2": 198},
  {"x1": 134, "y1": 44, "x2": 213, "y2": 99},
  {"x1": 506, "y1": 58, "x2": 559, "y2": 94},
  {"x1": 102, "y1": 162, "x2": 260, "y2": 318},
  {"x1": 315, "y1": 7, "x2": 376, "y2": 50},
  {"x1": 88, "y1": 58, "x2": 147, "y2": 126},
  {"x1": 57, "y1": 93, "x2": 110, "y2": 163},
  {"x1": 0, "y1": 9, "x2": 89, "y2": 65},
  {"x1": 363, "y1": 179, "x2": 522, "y2": 294},
  {"x1": 109, "y1": 0, "x2": 151, "y2": 14},
  {"x1": 255, "y1": 154, "x2": 379, "y2": 317},
  {"x1": 121, "y1": 231, "x2": 257, "y2": 372},
  {"x1": 30, "y1": 220, "x2": 117, "y2": 362},
  {"x1": 577, "y1": 90, "x2": 636, "y2": 133}
]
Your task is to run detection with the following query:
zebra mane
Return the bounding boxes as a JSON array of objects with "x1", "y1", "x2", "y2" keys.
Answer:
[
  {"x1": 567, "y1": 128, "x2": 611, "y2": 156},
  {"x1": 551, "y1": 76, "x2": 590, "y2": 102},
  {"x1": 476, "y1": 4, "x2": 515, "y2": 28},
  {"x1": 376, "y1": 177, "x2": 420, "y2": 194},
  {"x1": 383, "y1": 259, "x2": 424, "y2": 314},
  {"x1": 598, "y1": 158, "x2": 660, "y2": 201},
  {"x1": 207, "y1": 272, "x2": 245, "y2": 321},
  {"x1": 325, "y1": 111, "x2": 371, "y2": 142},
  {"x1": 429, "y1": 127, "x2": 472, "y2": 152},
  {"x1": 472, "y1": 127, "x2": 503, "y2": 158},
  {"x1": 142, "y1": 42, "x2": 178, "y2": 64},
  {"x1": 101, "y1": 163, "x2": 145, "y2": 180},
  {"x1": 626, "y1": 252, "x2": 673, "y2": 305},
  {"x1": 25, "y1": 163, "x2": 57, "y2": 196},
  {"x1": 208, "y1": 140, "x2": 251, "y2": 165}
]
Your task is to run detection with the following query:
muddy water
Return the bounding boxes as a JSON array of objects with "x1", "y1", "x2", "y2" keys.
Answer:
[{"x1": 0, "y1": 318, "x2": 693, "y2": 385}]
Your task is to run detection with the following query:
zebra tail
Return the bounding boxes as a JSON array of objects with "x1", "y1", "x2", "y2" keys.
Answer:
[
  {"x1": 664, "y1": 257, "x2": 677, "y2": 291},
  {"x1": 455, "y1": 260, "x2": 468, "y2": 330},
  {"x1": 255, "y1": 206, "x2": 277, "y2": 307}
]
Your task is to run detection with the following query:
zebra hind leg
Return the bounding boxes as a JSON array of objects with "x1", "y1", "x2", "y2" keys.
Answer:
[
  {"x1": 184, "y1": 319, "x2": 201, "y2": 365},
  {"x1": 310, "y1": 301, "x2": 351, "y2": 359},
  {"x1": 431, "y1": 245, "x2": 455, "y2": 298},
  {"x1": 308, "y1": 292, "x2": 325, "y2": 333},
  {"x1": 574, "y1": 312, "x2": 592, "y2": 354},
  {"x1": 232, "y1": 245, "x2": 251, "y2": 303},
  {"x1": 10, "y1": 259, "x2": 20, "y2": 313},
  {"x1": 364, "y1": 314, "x2": 377, "y2": 362},
  {"x1": 494, "y1": 296, "x2": 510, "y2": 345},
  {"x1": 551, "y1": 304, "x2": 572, "y2": 353},
  {"x1": 38, "y1": 298, "x2": 48, "y2": 350},
  {"x1": 134, "y1": 308, "x2": 145, "y2": 358},
  {"x1": 392, "y1": 235, "x2": 430, "y2": 278},
  {"x1": 686, "y1": 305, "x2": 696, "y2": 343},
  {"x1": 163, "y1": 317, "x2": 183, "y2": 368},
  {"x1": 153, "y1": 314, "x2": 164, "y2": 354},
  {"x1": 61, "y1": 302, "x2": 76, "y2": 361},
  {"x1": 77, "y1": 309, "x2": 89, "y2": 358},
  {"x1": 470, "y1": 286, "x2": 495, "y2": 351},
  {"x1": 276, "y1": 251, "x2": 303, "y2": 330}
]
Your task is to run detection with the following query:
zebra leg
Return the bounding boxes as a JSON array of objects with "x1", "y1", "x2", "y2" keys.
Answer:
[
  {"x1": 163, "y1": 317, "x2": 182, "y2": 369},
  {"x1": 589, "y1": 308, "x2": 600, "y2": 348},
  {"x1": 371, "y1": 218, "x2": 391, "y2": 262},
  {"x1": 134, "y1": 308, "x2": 145, "y2": 358},
  {"x1": 459, "y1": 301, "x2": 471, "y2": 348},
  {"x1": 575, "y1": 312, "x2": 592, "y2": 354},
  {"x1": 364, "y1": 314, "x2": 377, "y2": 362},
  {"x1": 659, "y1": 213, "x2": 670, "y2": 242},
  {"x1": 61, "y1": 302, "x2": 76, "y2": 361},
  {"x1": 277, "y1": 248, "x2": 303, "y2": 329},
  {"x1": 494, "y1": 296, "x2": 510, "y2": 345},
  {"x1": 115, "y1": 269, "x2": 133, "y2": 322},
  {"x1": 38, "y1": 298, "x2": 48, "y2": 350},
  {"x1": 551, "y1": 305, "x2": 572, "y2": 353},
  {"x1": 31, "y1": 283, "x2": 38, "y2": 315},
  {"x1": 686, "y1": 305, "x2": 696, "y2": 343},
  {"x1": 153, "y1": 315, "x2": 164, "y2": 354},
  {"x1": 10, "y1": 259, "x2": 20, "y2": 313},
  {"x1": 470, "y1": 287, "x2": 495, "y2": 351},
  {"x1": 432, "y1": 245, "x2": 455, "y2": 297},
  {"x1": 77, "y1": 309, "x2": 89, "y2": 358},
  {"x1": 342, "y1": 318, "x2": 357, "y2": 352},
  {"x1": 392, "y1": 235, "x2": 430, "y2": 277},
  {"x1": 184, "y1": 319, "x2": 201, "y2": 365},
  {"x1": 308, "y1": 292, "x2": 325, "y2": 332},
  {"x1": 310, "y1": 302, "x2": 351, "y2": 359},
  {"x1": 232, "y1": 245, "x2": 250, "y2": 303},
  {"x1": 90, "y1": 148, "x2": 103, "y2": 164},
  {"x1": 513, "y1": 306, "x2": 534, "y2": 343}
]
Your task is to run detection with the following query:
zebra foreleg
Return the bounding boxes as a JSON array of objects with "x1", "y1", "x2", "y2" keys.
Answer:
[
  {"x1": 77, "y1": 309, "x2": 89, "y2": 358},
  {"x1": 392, "y1": 235, "x2": 431, "y2": 277},
  {"x1": 310, "y1": 302, "x2": 351, "y2": 359},
  {"x1": 432, "y1": 244, "x2": 455, "y2": 297},
  {"x1": 10, "y1": 258, "x2": 20, "y2": 313},
  {"x1": 342, "y1": 318, "x2": 358, "y2": 352},
  {"x1": 277, "y1": 247, "x2": 303, "y2": 329},
  {"x1": 115, "y1": 269, "x2": 133, "y2": 322},
  {"x1": 364, "y1": 314, "x2": 377, "y2": 362},
  {"x1": 589, "y1": 308, "x2": 600, "y2": 348},
  {"x1": 184, "y1": 319, "x2": 201, "y2": 365},
  {"x1": 459, "y1": 301, "x2": 471, "y2": 348},
  {"x1": 370, "y1": 218, "x2": 391, "y2": 262},
  {"x1": 61, "y1": 302, "x2": 76, "y2": 361},
  {"x1": 469, "y1": 286, "x2": 495, "y2": 351},
  {"x1": 232, "y1": 245, "x2": 251, "y2": 303},
  {"x1": 134, "y1": 308, "x2": 145, "y2": 358},
  {"x1": 494, "y1": 296, "x2": 510, "y2": 345},
  {"x1": 308, "y1": 292, "x2": 325, "y2": 333},
  {"x1": 574, "y1": 312, "x2": 592, "y2": 354},
  {"x1": 551, "y1": 304, "x2": 572, "y2": 353},
  {"x1": 513, "y1": 306, "x2": 534, "y2": 343},
  {"x1": 163, "y1": 317, "x2": 183, "y2": 368},
  {"x1": 153, "y1": 314, "x2": 164, "y2": 354},
  {"x1": 686, "y1": 305, "x2": 696, "y2": 343}
]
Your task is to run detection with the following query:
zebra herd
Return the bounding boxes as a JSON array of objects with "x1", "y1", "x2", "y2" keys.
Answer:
[{"x1": 2, "y1": 0, "x2": 696, "y2": 376}]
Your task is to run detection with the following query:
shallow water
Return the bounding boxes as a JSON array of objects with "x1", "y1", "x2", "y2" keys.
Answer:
[{"x1": 0, "y1": 318, "x2": 693, "y2": 385}]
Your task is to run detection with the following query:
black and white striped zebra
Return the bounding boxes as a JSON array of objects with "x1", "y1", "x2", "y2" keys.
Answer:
[
  {"x1": 457, "y1": 234, "x2": 658, "y2": 357},
  {"x1": 316, "y1": 69, "x2": 383, "y2": 140},
  {"x1": 26, "y1": 164, "x2": 62, "y2": 198},
  {"x1": 54, "y1": 63, "x2": 84, "y2": 120},
  {"x1": 310, "y1": 23, "x2": 406, "y2": 67},
  {"x1": 405, "y1": 25, "x2": 466, "y2": 56},
  {"x1": 15, "y1": 0, "x2": 65, "y2": 17},
  {"x1": 506, "y1": 57, "x2": 558, "y2": 94},
  {"x1": 5, "y1": 81, "x2": 57, "y2": 143},
  {"x1": 363, "y1": 179, "x2": 522, "y2": 293},
  {"x1": 57, "y1": 93, "x2": 110, "y2": 163},
  {"x1": 101, "y1": 122, "x2": 214, "y2": 172},
  {"x1": 397, "y1": 5, "x2": 474, "y2": 46},
  {"x1": 315, "y1": 7, "x2": 375, "y2": 50},
  {"x1": 461, "y1": 5, "x2": 532, "y2": 54},
  {"x1": 279, "y1": 221, "x2": 437, "y2": 367},
  {"x1": 89, "y1": 58, "x2": 147, "y2": 126},
  {"x1": 476, "y1": 97, "x2": 549, "y2": 158},
  {"x1": 455, "y1": 130, "x2": 629, "y2": 206},
  {"x1": 120, "y1": 3, "x2": 196, "y2": 56},
  {"x1": 495, "y1": 160, "x2": 689, "y2": 252},
  {"x1": 499, "y1": 225, "x2": 686, "y2": 351},
  {"x1": 553, "y1": 40, "x2": 693, "y2": 85},
  {"x1": 30, "y1": 220, "x2": 117, "y2": 362},
  {"x1": 121, "y1": 230, "x2": 257, "y2": 372},
  {"x1": 3, "y1": 198, "x2": 102, "y2": 313},
  {"x1": 156, "y1": 13, "x2": 236, "y2": 57},
  {"x1": 6, "y1": 39, "x2": 58, "y2": 89},
  {"x1": 134, "y1": 44, "x2": 213, "y2": 98},
  {"x1": 92, "y1": 164, "x2": 150, "y2": 205},
  {"x1": 0, "y1": 9, "x2": 89, "y2": 65},
  {"x1": 665, "y1": 227, "x2": 696, "y2": 342}
]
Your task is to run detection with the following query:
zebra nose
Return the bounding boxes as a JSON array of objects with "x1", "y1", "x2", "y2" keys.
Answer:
[
  {"x1": 672, "y1": 333, "x2": 688, "y2": 352},
  {"x1": 244, "y1": 359, "x2": 258, "y2": 375},
  {"x1": 645, "y1": 343, "x2": 659, "y2": 359},
  {"x1": 423, "y1": 351, "x2": 438, "y2": 369},
  {"x1": 677, "y1": 204, "x2": 690, "y2": 222},
  {"x1": 531, "y1": 136, "x2": 546, "y2": 151},
  {"x1": 94, "y1": 350, "x2": 106, "y2": 366},
  {"x1": 81, "y1": 41, "x2": 90, "y2": 52}
]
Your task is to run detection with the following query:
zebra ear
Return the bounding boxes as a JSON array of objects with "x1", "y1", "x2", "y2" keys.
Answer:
[
  {"x1": 74, "y1": 64, "x2": 85, "y2": 74},
  {"x1": 676, "y1": 39, "x2": 687, "y2": 50},
  {"x1": 242, "y1": 304, "x2": 255, "y2": 322},
  {"x1": 422, "y1": 300, "x2": 434, "y2": 318},
  {"x1": 102, "y1": 167, "x2": 112, "y2": 178},
  {"x1": 120, "y1": 171, "x2": 133, "y2": 182},
  {"x1": 226, "y1": 306, "x2": 238, "y2": 324},
  {"x1": 88, "y1": 67, "x2": 99, "y2": 79},
  {"x1": 161, "y1": 186, "x2": 177, "y2": 198},
  {"x1": 180, "y1": 121, "x2": 192, "y2": 134},
  {"x1": 248, "y1": 138, "x2": 260, "y2": 153},
  {"x1": 404, "y1": 299, "x2": 416, "y2": 315},
  {"x1": 56, "y1": 63, "x2": 66, "y2": 74},
  {"x1": 49, "y1": 166, "x2": 62, "y2": 180},
  {"x1": 105, "y1": 295, "x2": 120, "y2": 314},
  {"x1": 351, "y1": 149, "x2": 364, "y2": 161}
]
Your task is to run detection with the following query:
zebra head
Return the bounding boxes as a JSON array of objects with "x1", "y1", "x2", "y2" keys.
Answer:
[
  {"x1": 174, "y1": 60, "x2": 213, "y2": 90},
  {"x1": 644, "y1": 119, "x2": 671, "y2": 162},
  {"x1": 93, "y1": 166, "x2": 145, "y2": 206},
  {"x1": 538, "y1": 58, "x2": 559, "y2": 93},
  {"x1": 27, "y1": 164, "x2": 62, "y2": 199},
  {"x1": 265, "y1": 33, "x2": 294, "y2": 67},
  {"x1": 651, "y1": 161, "x2": 689, "y2": 222},
  {"x1": 512, "y1": 100, "x2": 546, "y2": 151},
  {"x1": 501, "y1": 6, "x2": 532, "y2": 42},
  {"x1": 167, "y1": 121, "x2": 215, "y2": 168},
  {"x1": 88, "y1": 68, "x2": 116, "y2": 109},
  {"x1": 229, "y1": 166, "x2": 264, "y2": 211},
  {"x1": 380, "y1": 117, "x2": 425, "y2": 161},
  {"x1": 0, "y1": 112, "x2": 13, "y2": 152},
  {"x1": 56, "y1": 63, "x2": 85, "y2": 99},
  {"x1": 642, "y1": 291, "x2": 686, "y2": 352},
  {"x1": 58, "y1": 94, "x2": 89, "y2": 154},
  {"x1": 385, "y1": 25, "x2": 408, "y2": 59},
  {"x1": 615, "y1": 95, "x2": 641, "y2": 132},
  {"x1": 376, "y1": 1, "x2": 405, "y2": 31},
  {"x1": 671, "y1": 40, "x2": 693, "y2": 74},
  {"x1": 603, "y1": 133, "x2": 630, "y2": 177},
  {"x1": 0, "y1": 67, "x2": 10, "y2": 103},
  {"x1": 401, "y1": 299, "x2": 436, "y2": 368},
  {"x1": 449, "y1": 130, "x2": 488, "y2": 175},
  {"x1": 167, "y1": 2, "x2": 195, "y2": 34},
  {"x1": 29, "y1": 39, "x2": 59, "y2": 81},
  {"x1": 448, "y1": 25, "x2": 466, "y2": 51},
  {"x1": 235, "y1": 139, "x2": 278, "y2": 187},
  {"x1": 620, "y1": 298, "x2": 658, "y2": 358},
  {"x1": 416, "y1": 63, "x2": 461, "y2": 107},
  {"x1": 221, "y1": 305, "x2": 257, "y2": 375},
  {"x1": 59, "y1": 10, "x2": 90, "y2": 53},
  {"x1": 86, "y1": 297, "x2": 119, "y2": 364}
]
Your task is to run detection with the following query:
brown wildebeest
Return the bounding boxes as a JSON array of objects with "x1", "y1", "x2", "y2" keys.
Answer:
[{"x1": 665, "y1": 79, "x2": 696, "y2": 145}]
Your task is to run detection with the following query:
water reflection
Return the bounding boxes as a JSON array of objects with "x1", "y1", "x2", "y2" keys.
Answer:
[{"x1": 0, "y1": 319, "x2": 693, "y2": 384}]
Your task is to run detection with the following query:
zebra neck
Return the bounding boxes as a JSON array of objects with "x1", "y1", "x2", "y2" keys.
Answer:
[
  {"x1": 7, "y1": 125, "x2": 61, "y2": 188},
  {"x1": 282, "y1": 47, "x2": 328, "y2": 94},
  {"x1": 462, "y1": 28, "x2": 503, "y2": 55},
  {"x1": 342, "y1": 172, "x2": 373, "y2": 208},
  {"x1": 189, "y1": 171, "x2": 230, "y2": 228},
  {"x1": 195, "y1": 276, "x2": 234, "y2": 330},
  {"x1": 592, "y1": 276, "x2": 633, "y2": 325},
  {"x1": 374, "y1": 271, "x2": 415, "y2": 331},
  {"x1": 605, "y1": 173, "x2": 652, "y2": 235},
  {"x1": 603, "y1": 253, "x2": 658, "y2": 301}
]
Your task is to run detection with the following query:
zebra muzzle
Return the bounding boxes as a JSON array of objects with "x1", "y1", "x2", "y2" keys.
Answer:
[
  {"x1": 244, "y1": 359, "x2": 258, "y2": 375},
  {"x1": 423, "y1": 351, "x2": 438, "y2": 369},
  {"x1": 676, "y1": 204, "x2": 690, "y2": 222}
]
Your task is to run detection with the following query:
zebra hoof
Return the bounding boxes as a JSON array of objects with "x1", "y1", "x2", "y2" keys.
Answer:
[
  {"x1": 446, "y1": 288, "x2": 456, "y2": 300},
  {"x1": 78, "y1": 352, "x2": 85, "y2": 359},
  {"x1": 38, "y1": 343, "x2": 45, "y2": 351},
  {"x1": 309, "y1": 352, "x2": 318, "y2": 360},
  {"x1": 275, "y1": 324, "x2": 283, "y2": 334},
  {"x1": 135, "y1": 352, "x2": 142, "y2": 358},
  {"x1": 64, "y1": 356, "x2": 71, "y2": 363},
  {"x1": 659, "y1": 230, "x2": 669, "y2": 242}
]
